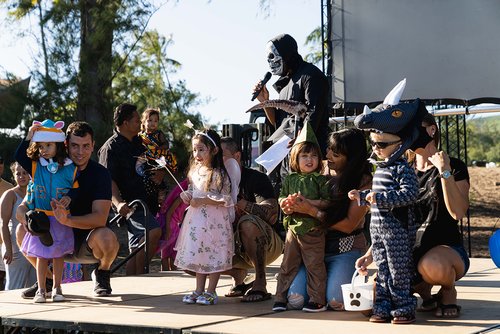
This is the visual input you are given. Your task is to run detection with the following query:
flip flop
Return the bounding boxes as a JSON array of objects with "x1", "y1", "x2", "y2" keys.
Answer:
[
  {"x1": 225, "y1": 281, "x2": 253, "y2": 297},
  {"x1": 369, "y1": 314, "x2": 391, "y2": 323},
  {"x1": 435, "y1": 303, "x2": 461, "y2": 318},
  {"x1": 241, "y1": 290, "x2": 272, "y2": 303},
  {"x1": 391, "y1": 315, "x2": 416, "y2": 324}
]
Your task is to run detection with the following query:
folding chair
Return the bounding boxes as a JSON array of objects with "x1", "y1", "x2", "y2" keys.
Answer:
[{"x1": 109, "y1": 199, "x2": 151, "y2": 274}]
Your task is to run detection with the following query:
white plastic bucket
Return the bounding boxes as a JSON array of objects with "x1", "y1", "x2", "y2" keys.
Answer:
[{"x1": 341, "y1": 270, "x2": 374, "y2": 311}]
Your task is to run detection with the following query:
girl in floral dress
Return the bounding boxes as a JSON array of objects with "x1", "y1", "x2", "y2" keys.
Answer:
[{"x1": 175, "y1": 128, "x2": 239, "y2": 305}]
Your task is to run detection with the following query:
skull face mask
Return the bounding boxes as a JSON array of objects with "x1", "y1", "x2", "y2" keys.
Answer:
[{"x1": 266, "y1": 42, "x2": 284, "y2": 76}]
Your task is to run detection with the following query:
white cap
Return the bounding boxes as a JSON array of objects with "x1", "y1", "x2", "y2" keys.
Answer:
[{"x1": 31, "y1": 120, "x2": 66, "y2": 143}]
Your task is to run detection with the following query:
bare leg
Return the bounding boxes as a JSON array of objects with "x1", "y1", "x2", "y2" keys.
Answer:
[
  {"x1": 207, "y1": 273, "x2": 221, "y2": 294},
  {"x1": 125, "y1": 250, "x2": 137, "y2": 275},
  {"x1": 161, "y1": 197, "x2": 179, "y2": 272},
  {"x1": 126, "y1": 226, "x2": 161, "y2": 275},
  {"x1": 161, "y1": 257, "x2": 169, "y2": 271},
  {"x1": 36, "y1": 258, "x2": 49, "y2": 292},
  {"x1": 15, "y1": 222, "x2": 26, "y2": 249},
  {"x1": 196, "y1": 273, "x2": 207, "y2": 294},
  {"x1": 87, "y1": 227, "x2": 119, "y2": 270},
  {"x1": 27, "y1": 255, "x2": 53, "y2": 278},
  {"x1": 413, "y1": 280, "x2": 434, "y2": 303},
  {"x1": 224, "y1": 267, "x2": 248, "y2": 286},
  {"x1": 52, "y1": 257, "x2": 64, "y2": 289},
  {"x1": 417, "y1": 245, "x2": 465, "y2": 317},
  {"x1": 238, "y1": 222, "x2": 269, "y2": 299},
  {"x1": 161, "y1": 256, "x2": 176, "y2": 271},
  {"x1": 168, "y1": 257, "x2": 177, "y2": 271}
]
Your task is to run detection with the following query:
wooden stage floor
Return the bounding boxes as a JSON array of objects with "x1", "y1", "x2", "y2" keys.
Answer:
[{"x1": 0, "y1": 257, "x2": 499, "y2": 334}]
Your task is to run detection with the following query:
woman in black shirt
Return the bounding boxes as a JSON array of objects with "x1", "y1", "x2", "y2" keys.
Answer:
[{"x1": 410, "y1": 114, "x2": 470, "y2": 318}]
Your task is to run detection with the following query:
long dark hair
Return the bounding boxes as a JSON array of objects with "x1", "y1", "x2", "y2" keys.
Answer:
[
  {"x1": 325, "y1": 128, "x2": 372, "y2": 225},
  {"x1": 406, "y1": 113, "x2": 440, "y2": 166},
  {"x1": 188, "y1": 129, "x2": 229, "y2": 193},
  {"x1": 422, "y1": 113, "x2": 440, "y2": 147}
]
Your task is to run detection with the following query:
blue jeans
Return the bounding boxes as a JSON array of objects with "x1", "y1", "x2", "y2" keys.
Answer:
[
  {"x1": 287, "y1": 249, "x2": 363, "y2": 309},
  {"x1": 451, "y1": 245, "x2": 470, "y2": 275}
]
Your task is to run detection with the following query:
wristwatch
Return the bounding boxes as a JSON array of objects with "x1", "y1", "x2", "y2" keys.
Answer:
[{"x1": 440, "y1": 169, "x2": 452, "y2": 179}]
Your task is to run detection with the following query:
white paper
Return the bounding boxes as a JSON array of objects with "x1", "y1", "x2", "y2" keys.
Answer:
[{"x1": 255, "y1": 134, "x2": 292, "y2": 175}]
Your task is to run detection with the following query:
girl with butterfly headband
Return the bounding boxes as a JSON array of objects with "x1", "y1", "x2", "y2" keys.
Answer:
[{"x1": 174, "y1": 124, "x2": 240, "y2": 305}]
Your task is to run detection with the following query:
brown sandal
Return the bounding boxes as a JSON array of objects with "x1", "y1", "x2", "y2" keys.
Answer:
[
  {"x1": 241, "y1": 290, "x2": 272, "y2": 302},
  {"x1": 435, "y1": 304, "x2": 461, "y2": 318},
  {"x1": 225, "y1": 281, "x2": 253, "y2": 297},
  {"x1": 391, "y1": 315, "x2": 416, "y2": 324},
  {"x1": 369, "y1": 314, "x2": 391, "y2": 323}
]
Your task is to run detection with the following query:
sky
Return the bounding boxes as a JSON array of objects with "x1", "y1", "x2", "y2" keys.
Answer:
[{"x1": 0, "y1": 0, "x2": 320, "y2": 127}]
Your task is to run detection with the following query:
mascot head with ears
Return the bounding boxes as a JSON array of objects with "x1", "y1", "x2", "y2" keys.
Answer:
[{"x1": 354, "y1": 78, "x2": 429, "y2": 166}]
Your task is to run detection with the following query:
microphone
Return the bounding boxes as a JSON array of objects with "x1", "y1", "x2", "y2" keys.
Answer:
[{"x1": 251, "y1": 72, "x2": 272, "y2": 101}]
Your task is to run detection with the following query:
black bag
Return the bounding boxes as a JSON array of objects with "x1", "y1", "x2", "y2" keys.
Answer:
[{"x1": 26, "y1": 210, "x2": 53, "y2": 247}]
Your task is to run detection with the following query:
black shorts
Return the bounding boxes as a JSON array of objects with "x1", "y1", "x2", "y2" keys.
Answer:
[
  {"x1": 126, "y1": 208, "x2": 160, "y2": 249},
  {"x1": 64, "y1": 229, "x2": 99, "y2": 264}
]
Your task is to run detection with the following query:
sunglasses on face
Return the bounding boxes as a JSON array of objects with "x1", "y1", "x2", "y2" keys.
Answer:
[{"x1": 368, "y1": 138, "x2": 401, "y2": 149}]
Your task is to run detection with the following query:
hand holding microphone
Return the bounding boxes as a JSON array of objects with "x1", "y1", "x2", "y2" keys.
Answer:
[{"x1": 251, "y1": 72, "x2": 272, "y2": 101}]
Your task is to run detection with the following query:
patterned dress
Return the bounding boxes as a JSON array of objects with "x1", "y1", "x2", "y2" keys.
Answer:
[{"x1": 174, "y1": 163, "x2": 236, "y2": 274}]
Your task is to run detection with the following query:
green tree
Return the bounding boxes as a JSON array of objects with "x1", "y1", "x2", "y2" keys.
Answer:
[
  {"x1": 113, "y1": 30, "x2": 205, "y2": 172},
  {"x1": 77, "y1": 0, "x2": 118, "y2": 141},
  {"x1": 1, "y1": 0, "x2": 81, "y2": 125},
  {"x1": 304, "y1": 26, "x2": 323, "y2": 66},
  {"x1": 467, "y1": 116, "x2": 500, "y2": 163},
  {"x1": 0, "y1": 0, "x2": 205, "y2": 154}
]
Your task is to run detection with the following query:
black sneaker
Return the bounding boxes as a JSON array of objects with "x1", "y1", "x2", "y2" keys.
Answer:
[
  {"x1": 92, "y1": 269, "x2": 112, "y2": 296},
  {"x1": 302, "y1": 302, "x2": 327, "y2": 312},
  {"x1": 272, "y1": 301, "x2": 287, "y2": 312},
  {"x1": 21, "y1": 278, "x2": 53, "y2": 299}
]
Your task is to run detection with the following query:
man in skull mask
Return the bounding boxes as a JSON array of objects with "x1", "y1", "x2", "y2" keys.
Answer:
[{"x1": 253, "y1": 33, "x2": 329, "y2": 181}]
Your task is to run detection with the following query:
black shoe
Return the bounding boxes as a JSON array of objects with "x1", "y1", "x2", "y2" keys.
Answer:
[
  {"x1": 92, "y1": 269, "x2": 112, "y2": 296},
  {"x1": 272, "y1": 301, "x2": 287, "y2": 312},
  {"x1": 21, "y1": 278, "x2": 53, "y2": 299},
  {"x1": 302, "y1": 302, "x2": 327, "y2": 312}
]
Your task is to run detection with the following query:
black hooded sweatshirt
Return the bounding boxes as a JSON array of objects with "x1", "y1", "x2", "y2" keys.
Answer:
[{"x1": 268, "y1": 34, "x2": 329, "y2": 155}]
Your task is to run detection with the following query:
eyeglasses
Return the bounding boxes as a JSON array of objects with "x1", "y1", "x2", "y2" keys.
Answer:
[{"x1": 368, "y1": 139, "x2": 401, "y2": 149}]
